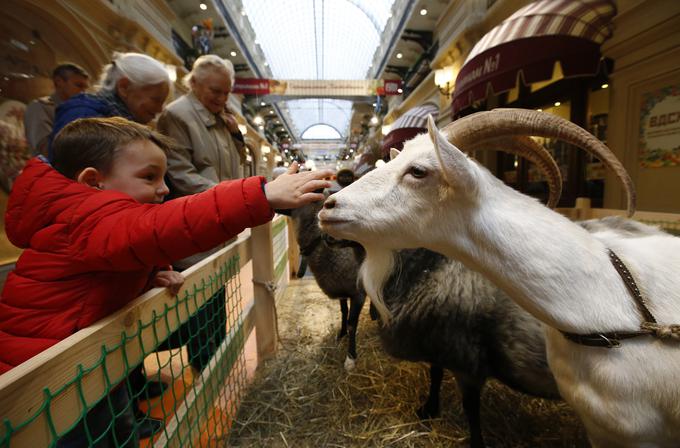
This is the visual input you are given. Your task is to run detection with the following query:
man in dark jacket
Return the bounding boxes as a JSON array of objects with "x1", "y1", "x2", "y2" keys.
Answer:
[{"x1": 24, "y1": 63, "x2": 89, "y2": 156}]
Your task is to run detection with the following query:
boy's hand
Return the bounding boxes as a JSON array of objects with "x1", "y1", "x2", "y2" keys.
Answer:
[
  {"x1": 153, "y1": 270, "x2": 185, "y2": 296},
  {"x1": 265, "y1": 162, "x2": 333, "y2": 209}
]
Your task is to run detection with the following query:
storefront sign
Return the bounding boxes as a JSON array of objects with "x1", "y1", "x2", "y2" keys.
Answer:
[
  {"x1": 456, "y1": 52, "x2": 501, "y2": 92},
  {"x1": 232, "y1": 78, "x2": 270, "y2": 95},
  {"x1": 639, "y1": 84, "x2": 680, "y2": 168},
  {"x1": 232, "y1": 79, "x2": 402, "y2": 96}
]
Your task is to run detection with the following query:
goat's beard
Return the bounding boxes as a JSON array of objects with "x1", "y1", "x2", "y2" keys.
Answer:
[{"x1": 359, "y1": 248, "x2": 396, "y2": 323}]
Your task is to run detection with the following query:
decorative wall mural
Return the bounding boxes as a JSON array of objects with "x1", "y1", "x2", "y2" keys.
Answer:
[{"x1": 639, "y1": 84, "x2": 680, "y2": 168}]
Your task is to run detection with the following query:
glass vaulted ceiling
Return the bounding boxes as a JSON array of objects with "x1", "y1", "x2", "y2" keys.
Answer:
[{"x1": 241, "y1": 0, "x2": 396, "y2": 140}]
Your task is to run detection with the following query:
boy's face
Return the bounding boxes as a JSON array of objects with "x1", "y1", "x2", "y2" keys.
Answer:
[{"x1": 101, "y1": 139, "x2": 169, "y2": 204}]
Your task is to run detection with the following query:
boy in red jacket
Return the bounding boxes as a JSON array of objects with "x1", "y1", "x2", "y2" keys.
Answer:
[{"x1": 0, "y1": 117, "x2": 332, "y2": 446}]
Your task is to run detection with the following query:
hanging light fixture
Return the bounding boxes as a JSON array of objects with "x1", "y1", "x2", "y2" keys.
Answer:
[{"x1": 434, "y1": 65, "x2": 456, "y2": 98}]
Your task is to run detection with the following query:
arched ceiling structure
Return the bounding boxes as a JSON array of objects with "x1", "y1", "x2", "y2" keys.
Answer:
[
  {"x1": 283, "y1": 98, "x2": 352, "y2": 140},
  {"x1": 301, "y1": 124, "x2": 343, "y2": 140},
  {"x1": 240, "y1": 0, "x2": 397, "y2": 140}
]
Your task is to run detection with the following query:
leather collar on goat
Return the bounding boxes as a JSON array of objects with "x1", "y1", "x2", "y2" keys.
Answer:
[{"x1": 561, "y1": 249, "x2": 680, "y2": 348}]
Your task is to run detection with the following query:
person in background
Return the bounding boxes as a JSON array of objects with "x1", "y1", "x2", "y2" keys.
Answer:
[
  {"x1": 24, "y1": 63, "x2": 90, "y2": 156},
  {"x1": 0, "y1": 116, "x2": 333, "y2": 446},
  {"x1": 50, "y1": 51, "x2": 171, "y2": 161},
  {"x1": 272, "y1": 160, "x2": 288, "y2": 180},
  {"x1": 156, "y1": 55, "x2": 245, "y2": 374}
]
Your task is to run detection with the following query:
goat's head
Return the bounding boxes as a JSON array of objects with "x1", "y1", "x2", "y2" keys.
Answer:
[
  {"x1": 319, "y1": 109, "x2": 635, "y2": 251},
  {"x1": 318, "y1": 117, "x2": 483, "y2": 250}
]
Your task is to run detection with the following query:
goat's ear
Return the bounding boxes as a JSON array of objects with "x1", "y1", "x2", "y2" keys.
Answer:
[
  {"x1": 427, "y1": 115, "x2": 478, "y2": 194},
  {"x1": 389, "y1": 148, "x2": 400, "y2": 160}
]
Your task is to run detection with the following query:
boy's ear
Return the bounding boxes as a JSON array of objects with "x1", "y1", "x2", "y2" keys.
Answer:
[{"x1": 77, "y1": 167, "x2": 104, "y2": 189}]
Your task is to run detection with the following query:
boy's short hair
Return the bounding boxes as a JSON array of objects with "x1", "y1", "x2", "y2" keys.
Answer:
[
  {"x1": 52, "y1": 63, "x2": 89, "y2": 81},
  {"x1": 52, "y1": 117, "x2": 172, "y2": 179}
]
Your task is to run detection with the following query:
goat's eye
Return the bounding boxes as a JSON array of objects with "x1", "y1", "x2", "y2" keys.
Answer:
[{"x1": 408, "y1": 166, "x2": 428, "y2": 179}]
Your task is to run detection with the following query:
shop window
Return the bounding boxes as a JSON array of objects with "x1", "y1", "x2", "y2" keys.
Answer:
[
  {"x1": 538, "y1": 101, "x2": 572, "y2": 191},
  {"x1": 583, "y1": 85, "x2": 610, "y2": 207},
  {"x1": 496, "y1": 101, "x2": 574, "y2": 206},
  {"x1": 481, "y1": 61, "x2": 612, "y2": 209}
]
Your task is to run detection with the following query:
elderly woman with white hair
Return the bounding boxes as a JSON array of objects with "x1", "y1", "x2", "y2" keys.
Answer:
[
  {"x1": 50, "y1": 51, "x2": 170, "y2": 160},
  {"x1": 157, "y1": 54, "x2": 244, "y2": 198}
]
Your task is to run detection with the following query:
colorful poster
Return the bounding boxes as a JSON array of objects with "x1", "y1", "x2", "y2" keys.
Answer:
[{"x1": 639, "y1": 84, "x2": 680, "y2": 168}]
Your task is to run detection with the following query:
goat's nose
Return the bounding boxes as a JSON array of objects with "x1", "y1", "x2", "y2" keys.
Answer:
[{"x1": 323, "y1": 197, "x2": 336, "y2": 209}]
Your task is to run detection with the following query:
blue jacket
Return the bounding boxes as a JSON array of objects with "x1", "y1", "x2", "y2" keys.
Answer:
[{"x1": 49, "y1": 92, "x2": 133, "y2": 161}]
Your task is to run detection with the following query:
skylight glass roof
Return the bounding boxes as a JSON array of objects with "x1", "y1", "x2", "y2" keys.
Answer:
[
  {"x1": 241, "y1": 0, "x2": 397, "y2": 140},
  {"x1": 285, "y1": 98, "x2": 353, "y2": 139},
  {"x1": 302, "y1": 124, "x2": 342, "y2": 140}
]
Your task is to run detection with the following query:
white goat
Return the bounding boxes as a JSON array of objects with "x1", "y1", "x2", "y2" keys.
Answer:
[{"x1": 318, "y1": 109, "x2": 680, "y2": 448}]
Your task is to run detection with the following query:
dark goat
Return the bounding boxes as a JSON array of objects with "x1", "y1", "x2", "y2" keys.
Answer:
[
  {"x1": 377, "y1": 248, "x2": 560, "y2": 448},
  {"x1": 279, "y1": 200, "x2": 371, "y2": 369},
  {"x1": 283, "y1": 202, "x2": 558, "y2": 446}
]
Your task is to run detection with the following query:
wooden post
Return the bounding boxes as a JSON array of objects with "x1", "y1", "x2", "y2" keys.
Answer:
[
  {"x1": 574, "y1": 197, "x2": 592, "y2": 220},
  {"x1": 251, "y1": 222, "x2": 278, "y2": 360},
  {"x1": 287, "y1": 217, "x2": 300, "y2": 278}
]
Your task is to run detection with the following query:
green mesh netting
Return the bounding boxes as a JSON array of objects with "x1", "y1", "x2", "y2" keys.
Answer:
[{"x1": 1, "y1": 255, "x2": 247, "y2": 448}]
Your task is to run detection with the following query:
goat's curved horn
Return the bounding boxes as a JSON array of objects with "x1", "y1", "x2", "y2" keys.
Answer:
[
  {"x1": 468, "y1": 136, "x2": 562, "y2": 208},
  {"x1": 442, "y1": 108, "x2": 635, "y2": 216}
]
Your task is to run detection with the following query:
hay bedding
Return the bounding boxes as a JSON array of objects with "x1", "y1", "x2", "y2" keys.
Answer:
[{"x1": 228, "y1": 278, "x2": 590, "y2": 447}]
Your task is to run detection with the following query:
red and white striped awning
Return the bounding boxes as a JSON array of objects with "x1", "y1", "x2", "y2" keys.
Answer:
[
  {"x1": 452, "y1": 0, "x2": 616, "y2": 115},
  {"x1": 381, "y1": 102, "x2": 439, "y2": 156}
]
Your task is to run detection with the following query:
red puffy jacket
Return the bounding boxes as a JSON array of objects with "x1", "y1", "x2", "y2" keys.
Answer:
[{"x1": 0, "y1": 158, "x2": 273, "y2": 374}]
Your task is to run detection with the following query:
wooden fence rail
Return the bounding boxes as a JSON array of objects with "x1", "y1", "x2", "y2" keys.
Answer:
[
  {"x1": 0, "y1": 216, "x2": 290, "y2": 447},
  {"x1": 557, "y1": 198, "x2": 680, "y2": 235}
]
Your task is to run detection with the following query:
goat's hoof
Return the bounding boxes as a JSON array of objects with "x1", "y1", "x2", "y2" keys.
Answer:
[
  {"x1": 336, "y1": 330, "x2": 347, "y2": 341},
  {"x1": 469, "y1": 436, "x2": 487, "y2": 448},
  {"x1": 416, "y1": 405, "x2": 440, "y2": 420},
  {"x1": 344, "y1": 356, "x2": 356, "y2": 371}
]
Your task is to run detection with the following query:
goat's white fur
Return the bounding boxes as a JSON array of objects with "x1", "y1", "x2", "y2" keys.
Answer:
[{"x1": 319, "y1": 118, "x2": 680, "y2": 447}]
